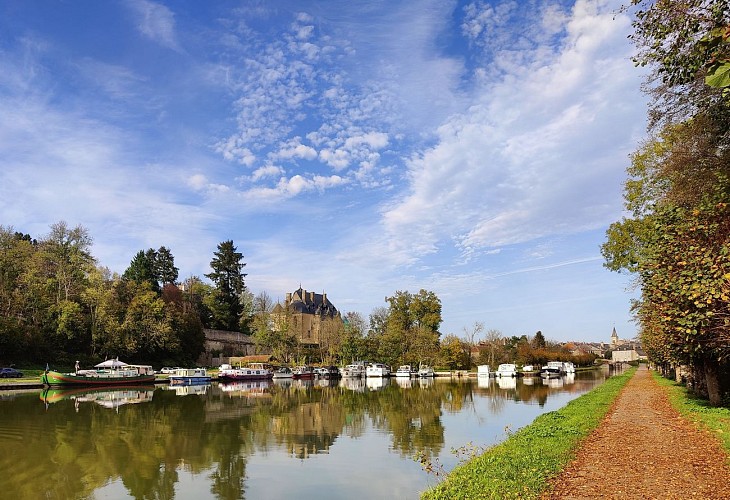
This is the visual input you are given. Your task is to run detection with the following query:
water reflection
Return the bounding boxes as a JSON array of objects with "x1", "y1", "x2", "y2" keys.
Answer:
[
  {"x1": 40, "y1": 385, "x2": 155, "y2": 410},
  {"x1": 165, "y1": 383, "x2": 211, "y2": 396},
  {"x1": 0, "y1": 368, "x2": 611, "y2": 499}
]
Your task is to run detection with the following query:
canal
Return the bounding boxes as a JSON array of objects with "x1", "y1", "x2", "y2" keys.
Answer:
[{"x1": 0, "y1": 369, "x2": 611, "y2": 499}]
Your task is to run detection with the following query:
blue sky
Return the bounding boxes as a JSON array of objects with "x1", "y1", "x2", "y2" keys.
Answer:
[{"x1": 0, "y1": 0, "x2": 647, "y2": 343}]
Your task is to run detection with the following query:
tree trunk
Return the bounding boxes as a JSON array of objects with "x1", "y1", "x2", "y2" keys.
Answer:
[{"x1": 698, "y1": 359, "x2": 730, "y2": 406}]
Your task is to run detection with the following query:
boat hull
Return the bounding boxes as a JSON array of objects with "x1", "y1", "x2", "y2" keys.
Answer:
[{"x1": 41, "y1": 370, "x2": 156, "y2": 387}]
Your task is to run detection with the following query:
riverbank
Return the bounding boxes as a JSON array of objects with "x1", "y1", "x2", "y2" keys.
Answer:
[
  {"x1": 544, "y1": 367, "x2": 730, "y2": 498},
  {"x1": 422, "y1": 366, "x2": 730, "y2": 499},
  {"x1": 421, "y1": 367, "x2": 635, "y2": 499}
]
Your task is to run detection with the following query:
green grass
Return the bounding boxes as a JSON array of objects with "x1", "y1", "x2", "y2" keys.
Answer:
[
  {"x1": 0, "y1": 368, "x2": 47, "y2": 383},
  {"x1": 421, "y1": 367, "x2": 636, "y2": 500},
  {"x1": 652, "y1": 371, "x2": 730, "y2": 458}
]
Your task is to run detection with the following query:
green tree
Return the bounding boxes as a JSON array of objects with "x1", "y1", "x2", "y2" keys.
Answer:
[
  {"x1": 155, "y1": 246, "x2": 179, "y2": 286},
  {"x1": 603, "y1": 1, "x2": 730, "y2": 405},
  {"x1": 123, "y1": 249, "x2": 160, "y2": 292},
  {"x1": 205, "y1": 240, "x2": 247, "y2": 332},
  {"x1": 439, "y1": 335, "x2": 470, "y2": 370},
  {"x1": 340, "y1": 311, "x2": 367, "y2": 362},
  {"x1": 532, "y1": 330, "x2": 546, "y2": 349},
  {"x1": 41, "y1": 221, "x2": 95, "y2": 304},
  {"x1": 379, "y1": 290, "x2": 443, "y2": 366}
]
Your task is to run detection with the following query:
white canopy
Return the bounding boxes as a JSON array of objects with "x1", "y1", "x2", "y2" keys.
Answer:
[{"x1": 95, "y1": 358, "x2": 129, "y2": 368}]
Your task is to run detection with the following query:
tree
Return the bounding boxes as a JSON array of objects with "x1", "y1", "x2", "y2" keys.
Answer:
[
  {"x1": 531, "y1": 330, "x2": 546, "y2": 349},
  {"x1": 602, "y1": 0, "x2": 730, "y2": 405},
  {"x1": 479, "y1": 329, "x2": 504, "y2": 368},
  {"x1": 205, "y1": 240, "x2": 247, "y2": 332},
  {"x1": 463, "y1": 321, "x2": 484, "y2": 347},
  {"x1": 155, "y1": 246, "x2": 178, "y2": 286},
  {"x1": 41, "y1": 221, "x2": 95, "y2": 304},
  {"x1": 379, "y1": 289, "x2": 443, "y2": 366},
  {"x1": 123, "y1": 249, "x2": 159, "y2": 292},
  {"x1": 629, "y1": 0, "x2": 730, "y2": 134},
  {"x1": 439, "y1": 335, "x2": 470, "y2": 370},
  {"x1": 340, "y1": 311, "x2": 367, "y2": 362}
]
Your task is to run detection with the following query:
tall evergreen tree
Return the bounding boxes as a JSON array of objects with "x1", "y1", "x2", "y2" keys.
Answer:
[
  {"x1": 122, "y1": 249, "x2": 159, "y2": 292},
  {"x1": 155, "y1": 246, "x2": 179, "y2": 286},
  {"x1": 205, "y1": 240, "x2": 247, "y2": 332}
]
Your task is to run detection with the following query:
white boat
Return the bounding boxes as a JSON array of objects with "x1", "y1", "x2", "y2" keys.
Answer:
[
  {"x1": 495, "y1": 363, "x2": 517, "y2": 377},
  {"x1": 272, "y1": 367, "x2": 293, "y2": 379},
  {"x1": 477, "y1": 365, "x2": 490, "y2": 377},
  {"x1": 417, "y1": 365, "x2": 435, "y2": 378},
  {"x1": 562, "y1": 362, "x2": 576, "y2": 374},
  {"x1": 218, "y1": 363, "x2": 273, "y2": 381},
  {"x1": 395, "y1": 365, "x2": 416, "y2": 378},
  {"x1": 540, "y1": 361, "x2": 564, "y2": 378},
  {"x1": 168, "y1": 367, "x2": 211, "y2": 385},
  {"x1": 366, "y1": 363, "x2": 390, "y2": 377},
  {"x1": 316, "y1": 366, "x2": 341, "y2": 378},
  {"x1": 341, "y1": 362, "x2": 366, "y2": 378}
]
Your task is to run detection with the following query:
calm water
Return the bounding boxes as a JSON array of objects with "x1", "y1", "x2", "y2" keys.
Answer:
[{"x1": 0, "y1": 369, "x2": 612, "y2": 499}]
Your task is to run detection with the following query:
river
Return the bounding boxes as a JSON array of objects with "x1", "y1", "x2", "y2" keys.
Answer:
[{"x1": 0, "y1": 369, "x2": 611, "y2": 499}]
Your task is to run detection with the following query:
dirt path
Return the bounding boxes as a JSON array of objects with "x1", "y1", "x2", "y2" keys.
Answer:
[{"x1": 544, "y1": 366, "x2": 730, "y2": 499}]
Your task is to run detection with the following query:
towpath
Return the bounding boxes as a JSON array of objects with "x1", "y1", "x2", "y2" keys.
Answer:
[{"x1": 544, "y1": 366, "x2": 730, "y2": 499}]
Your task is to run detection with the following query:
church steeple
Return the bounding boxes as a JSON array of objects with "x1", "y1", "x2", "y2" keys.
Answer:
[{"x1": 611, "y1": 327, "x2": 619, "y2": 347}]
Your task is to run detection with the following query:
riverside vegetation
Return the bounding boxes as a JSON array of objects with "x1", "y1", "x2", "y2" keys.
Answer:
[
  {"x1": 421, "y1": 367, "x2": 636, "y2": 500},
  {"x1": 653, "y1": 371, "x2": 730, "y2": 455}
]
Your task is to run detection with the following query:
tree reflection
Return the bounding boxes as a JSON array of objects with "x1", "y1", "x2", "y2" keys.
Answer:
[{"x1": 0, "y1": 371, "x2": 609, "y2": 499}]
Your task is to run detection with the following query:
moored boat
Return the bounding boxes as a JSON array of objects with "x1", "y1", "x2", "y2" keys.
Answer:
[
  {"x1": 168, "y1": 367, "x2": 211, "y2": 385},
  {"x1": 540, "y1": 361, "x2": 564, "y2": 378},
  {"x1": 417, "y1": 364, "x2": 435, "y2": 378},
  {"x1": 366, "y1": 363, "x2": 390, "y2": 377},
  {"x1": 495, "y1": 363, "x2": 517, "y2": 377},
  {"x1": 477, "y1": 365, "x2": 490, "y2": 377},
  {"x1": 40, "y1": 359, "x2": 155, "y2": 387},
  {"x1": 341, "y1": 362, "x2": 366, "y2": 378},
  {"x1": 292, "y1": 366, "x2": 315, "y2": 380},
  {"x1": 316, "y1": 366, "x2": 341, "y2": 378},
  {"x1": 395, "y1": 365, "x2": 416, "y2": 378},
  {"x1": 562, "y1": 362, "x2": 576, "y2": 374},
  {"x1": 272, "y1": 367, "x2": 293, "y2": 379},
  {"x1": 218, "y1": 363, "x2": 273, "y2": 381}
]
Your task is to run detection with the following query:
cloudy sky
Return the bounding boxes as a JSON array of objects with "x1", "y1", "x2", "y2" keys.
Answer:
[{"x1": 0, "y1": 0, "x2": 647, "y2": 343}]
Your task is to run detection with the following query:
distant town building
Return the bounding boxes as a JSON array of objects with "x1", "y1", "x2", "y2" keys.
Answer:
[
  {"x1": 612, "y1": 343, "x2": 647, "y2": 363},
  {"x1": 271, "y1": 286, "x2": 342, "y2": 346},
  {"x1": 569, "y1": 342, "x2": 607, "y2": 357}
]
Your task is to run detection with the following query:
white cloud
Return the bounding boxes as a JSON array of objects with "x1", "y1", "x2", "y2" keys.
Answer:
[
  {"x1": 319, "y1": 148, "x2": 350, "y2": 170},
  {"x1": 271, "y1": 138, "x2": 318, "y2": 161},
  {"x1": 251, "y1": 165, "x2": 285, "y2": 182},
  {"x1": 381, "y1": 0, "x2": 645, "y2": 262},
  {"x1": 128, "y1": 0, "x2": 180, "y2": 50}
]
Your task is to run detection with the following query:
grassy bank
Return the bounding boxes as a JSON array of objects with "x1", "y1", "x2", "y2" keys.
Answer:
[
  {"x1": 421, "y1": 367, "x2": 636, "y2": 500},
  {"x1": 652, "y1": 371, "x2": 730, "y2": 458}
]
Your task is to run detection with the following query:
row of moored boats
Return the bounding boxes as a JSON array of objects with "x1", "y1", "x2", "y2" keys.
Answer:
[
  {"x1": 477, "y1": 361, "x2": 576, "y2": 378},
  {"x1": 39, "y1": 359, "x2": 576, "y2": 387},
  {"x1": 39, "y1": 360, "x2": 438, "y2": 387}
]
